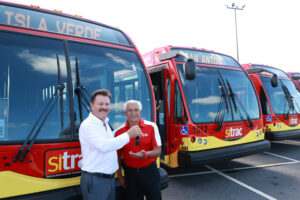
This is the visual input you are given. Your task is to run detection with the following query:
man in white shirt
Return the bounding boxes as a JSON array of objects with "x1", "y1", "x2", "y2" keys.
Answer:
[{"x1": 79, "y1": 89, "x2": 141, "y2": 200}]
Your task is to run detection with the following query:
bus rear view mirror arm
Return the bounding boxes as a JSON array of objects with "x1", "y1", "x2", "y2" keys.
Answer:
[
  {"x1": 159, "y1": 50, "x2": 189, "y2": 61},
  {"x1": 246, "y1": 68, "x2": 278, "y2": 87},
  {"x1": 292, "y1": 76, "x2": 300, "y2": 80},
  {"x1": 159, "y1": 50, "x2": 196, "y2": 80}
]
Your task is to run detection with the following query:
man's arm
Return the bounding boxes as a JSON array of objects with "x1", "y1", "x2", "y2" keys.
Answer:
[
  {"x1": 129, "y1": 146, "x2": 161, "y2": 159},
  {"x1": 80, "y1": 124, "x2": 141, "y2": 153}
]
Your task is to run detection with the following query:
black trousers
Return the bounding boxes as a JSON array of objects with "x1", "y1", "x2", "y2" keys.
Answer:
[{"x1": 123, "y1": 162, "x2": 162, "y2": 200}]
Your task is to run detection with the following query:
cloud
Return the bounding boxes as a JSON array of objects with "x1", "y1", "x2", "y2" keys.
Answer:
[
  {"x1": 208, "y1": 112, "x2": 217, "y2": 119},
  {"x1": 105, "y1": 53, "x2": 128, "y2": 67},
  {"x1": 18, "y1": 50, "x2": 67, "y2": 77},
  {"x1": 192, "y1": 96, "x2": 221, "y2": 105}
]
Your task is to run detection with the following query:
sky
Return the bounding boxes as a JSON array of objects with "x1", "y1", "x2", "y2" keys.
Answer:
[{"x1": 4, "y1": 0, "x2": 300, "y2": 72}]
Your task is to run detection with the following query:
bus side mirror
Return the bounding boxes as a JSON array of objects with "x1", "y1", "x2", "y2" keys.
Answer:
[
  {"x1": 271, "y1": 74, "x2": 278, "y2": 87},
  {"x1": 184, "y1": 59, "x2": 196, "y2": 80}
]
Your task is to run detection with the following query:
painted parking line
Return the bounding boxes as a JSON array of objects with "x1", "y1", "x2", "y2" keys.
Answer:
[
  {"x1": 205, "y1": 165, "x2": 277, "y2": 200},
  {"x1": 285, "y1": 140, "x2": 300, "y2": 145},
  {"x1": 168, "y1": 170, "x2": 215, "y2": 178},
  {"x1": 264, "y1": 152, "x2": 299, "y2": 162},
  {"x1": 221, "y1": 161, "x2": 300, "y2": 173},
  {"x1": 168, "y1": 161, "x2": 300, "y2": 178}
]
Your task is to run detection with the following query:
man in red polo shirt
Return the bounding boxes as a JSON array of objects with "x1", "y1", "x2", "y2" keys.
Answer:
[{"x1": 115, "y1": 100, "x2": 162, "y2": 200}]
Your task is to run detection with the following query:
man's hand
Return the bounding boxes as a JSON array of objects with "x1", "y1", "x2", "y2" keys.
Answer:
[
  {"x1": 118, "y1": 175, "x2": 126, "y2": 188},
  {"x1": 127, "y1": 125, "x2": 142, "y2": 138},
  {"x1": 129, "y1": 150, "x2": 146, "y2": 159}
]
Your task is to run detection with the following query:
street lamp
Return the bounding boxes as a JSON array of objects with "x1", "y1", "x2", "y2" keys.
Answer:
[{"x1": 226, "y1": 3, "x2": 245, "y2": 61}]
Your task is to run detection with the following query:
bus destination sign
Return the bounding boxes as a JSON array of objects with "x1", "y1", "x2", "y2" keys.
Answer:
[
  {"x1": 0, "y1": 4, "x2": 131, "y2": 46},
  {"x1": 173, "y1": 48, "x2": 241, "y2": 68}
]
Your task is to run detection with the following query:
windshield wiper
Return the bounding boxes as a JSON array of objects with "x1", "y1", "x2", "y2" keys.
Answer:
[
  {"x1": 215, "y1": 79, "x2": 229, "y2": 131},
  {"x1": 13, "y1": 55, "x2": 65, "y2": 162},
  {"x1": 226, "y1": 80, "x2": 254, "y2": 128},
  {"x1": 57, "y1": 54, "x2": 64, "y2": 130},
  {"x1": 281, "y1": 82, "x2": 296, "y2": 119},
  {"x1": 74, "y1": 57, "x2": 91, "y2": 122}
]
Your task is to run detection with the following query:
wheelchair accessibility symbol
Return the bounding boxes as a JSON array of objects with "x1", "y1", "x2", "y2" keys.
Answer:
[
  {"x1": 181, "y1": 126, "x2": 189, "y2": 135},
  {"x1": 266, "y1": 115, "x2": 272, "y2": 122}
]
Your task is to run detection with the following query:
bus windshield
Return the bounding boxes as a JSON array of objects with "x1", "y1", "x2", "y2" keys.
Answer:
[
  {"x1": 291, "y1": 73, "x2": 300, "y2": 85},
  {"x1": 260, "y1": 77, "x2": 300, "y2": 114},
  {"x1": 0, "y1": 31, "x2": 151, "y2": 142},
  {"x1": 177, "y1": 64, "x2": 260, "y2": 123}
]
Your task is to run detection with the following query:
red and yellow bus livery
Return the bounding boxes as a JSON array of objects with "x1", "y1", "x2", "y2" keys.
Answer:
[
  {"x1": 243, "y1": 64, "x2": 300, "y2": 140},
  {"x1": 143, "y1": 46, "x2": 270, "y2": 168}
]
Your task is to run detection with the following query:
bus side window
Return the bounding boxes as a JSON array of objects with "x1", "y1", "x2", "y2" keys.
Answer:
[
  {"x1": 174, "y1": 81, "x2": 188, "y2": 124},
  {"x1": 150, "y1": 71, "x2": 164, "y2": 124},
  {"x1": 260, "y1": 86, "x2": 271, "y2": 115}
]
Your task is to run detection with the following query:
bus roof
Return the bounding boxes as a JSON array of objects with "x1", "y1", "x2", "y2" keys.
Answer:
[
  {"x1": 0, "y1": 1, "x2": 132, "y2": 47},
  {"x1": 143, "y1": 46, "x2": 241, "y2": 68},
  {"x1": 243, "y1": 63, "x2": 289, "y2": 79}
]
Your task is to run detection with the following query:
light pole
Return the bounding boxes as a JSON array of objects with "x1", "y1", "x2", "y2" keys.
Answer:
[{"x1": 226, "y1": 3, "x2": 245, "y2": 61}]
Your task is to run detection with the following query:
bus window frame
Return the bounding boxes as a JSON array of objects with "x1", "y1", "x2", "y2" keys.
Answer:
[
  {"x1": 173, "y1": 80, "x2": 188, "y2": 124},
  {"x1": 0, "y1": 29, "x2": 154, "y2": 144}
]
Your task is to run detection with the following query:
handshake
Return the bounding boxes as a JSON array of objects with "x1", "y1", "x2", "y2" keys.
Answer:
[{"x1": 127, "y1": 125, "x2": 143, "y2": 146}]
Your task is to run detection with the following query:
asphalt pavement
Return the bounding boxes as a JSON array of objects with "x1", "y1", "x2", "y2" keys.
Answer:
[{"x1": 162, "y1": 139, "x2": 300, "y2": 200}]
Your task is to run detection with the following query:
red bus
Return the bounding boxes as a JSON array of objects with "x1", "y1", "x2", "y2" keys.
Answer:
[
  {"x1": 0, "y1": 2, "x2": 167, "y2": 199},
  {"x1": 142, "y1": 46, "x2": 270, "y2": 168},
  {"x1": 242, "y1": 64, "x2": 300, "y2": 140},
  {"x1": 287, "y1": 72, "x2": 300, "y2": 91}
]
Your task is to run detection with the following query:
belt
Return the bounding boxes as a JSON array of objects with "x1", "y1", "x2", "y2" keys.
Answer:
[
  {"x1": 82, "y1": 171, "x2": 115, "y2": 178},
  {"x1": 124, "y1": 162, "x2": 157, "y2": 173}
]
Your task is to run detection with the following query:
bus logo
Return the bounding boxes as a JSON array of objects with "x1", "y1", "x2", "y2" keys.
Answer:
[
  {"x1": 181, "y1": 126, "x2": 189, "y2": 135},
  {"x1": 45, "y1": 148, "x2": 82, "y2": 178},
  {"x1": 225, "y1": 126, "x2": 243, "y2": 139}
]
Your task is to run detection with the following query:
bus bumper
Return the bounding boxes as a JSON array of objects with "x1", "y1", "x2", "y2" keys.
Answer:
[
  {"x1": 266, "y1": 129, "x2": 300, "y2": 140},
  {"x1": 8, "y1": 168, "x2": 168, "y2": 200},
  {"x1": 178, "y1": 140, "x2": 270, "y2": 167}
]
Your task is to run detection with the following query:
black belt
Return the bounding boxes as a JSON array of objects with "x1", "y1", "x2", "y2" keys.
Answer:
[
  {"x1": 82, "y1": 171, "x2": 115, "y2": 178},
  {"x1": 124, "y1": 162, "x2": 157, "y2": 173}
]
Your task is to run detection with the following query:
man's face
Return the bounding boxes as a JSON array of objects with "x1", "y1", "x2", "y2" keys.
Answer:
[
  {"x1": 125, "y1": 103, "x2": 142, "y2": 124},
  {"x1": 90, "y1": 95, "x2": 110, "y2": 121}
]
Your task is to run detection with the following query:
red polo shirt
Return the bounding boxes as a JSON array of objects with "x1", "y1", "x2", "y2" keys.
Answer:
[{"x1": 115, "y1": 118, "x2": 161, "y2": 168}]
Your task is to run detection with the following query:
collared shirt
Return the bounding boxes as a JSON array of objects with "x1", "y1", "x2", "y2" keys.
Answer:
[
  {"x1": 115, "y1": 118, "x2": 162, "y2": 168},
  {"x1": 79, "y1": 113, "x2": 130, "y2": 174}
]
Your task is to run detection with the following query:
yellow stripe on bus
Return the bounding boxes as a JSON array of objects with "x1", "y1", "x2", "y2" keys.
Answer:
[
  {"x1": 265, "y1": 122, "x2": 300, "y2": 132},
  {"x1": 180, "y1": 129, "x2": 265, "y2": 151},
  {"x1": 0, "y1": 171, "x2": 80, "y2": 198}
]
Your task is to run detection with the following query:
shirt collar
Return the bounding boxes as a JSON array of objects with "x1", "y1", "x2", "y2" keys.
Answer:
[
  {"x1": 89, "y1": 112, "x2": 109, "y2": 126},
  {"x1": 124, "y1": 118, "x2": 146, "y2": 128}
]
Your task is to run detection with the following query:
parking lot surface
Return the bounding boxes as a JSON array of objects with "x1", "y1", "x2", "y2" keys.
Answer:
[{"x1": 162, "y1": 139, "x2": 300, "y2": 200}]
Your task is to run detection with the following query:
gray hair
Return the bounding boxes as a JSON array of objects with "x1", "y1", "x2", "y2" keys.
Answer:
[{"x1": 123, "y1": 100, "x2": 142, "y2": 111}]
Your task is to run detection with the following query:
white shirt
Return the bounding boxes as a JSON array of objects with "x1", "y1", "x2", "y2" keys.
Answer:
[{"x1": 79, "y1": 113, "x2": 129, "y2": 174}]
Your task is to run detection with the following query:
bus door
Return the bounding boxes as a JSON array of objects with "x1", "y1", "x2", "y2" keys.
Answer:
[{"x1": 149, "y1": 66, "x2": 169, "y2": 161}]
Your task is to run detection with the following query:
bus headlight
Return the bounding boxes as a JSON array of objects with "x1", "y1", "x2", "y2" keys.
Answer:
[
  {"x1": 203, "y1": 139, "x2": 207, "y2": 145},
  {"x1": 198, "y1": 138, "x2": 202, "y2": 144}
]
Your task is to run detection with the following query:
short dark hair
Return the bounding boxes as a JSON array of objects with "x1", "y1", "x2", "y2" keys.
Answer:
[{"x1": 91, "y1": 89, "x2": 111, "y2": 103}]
